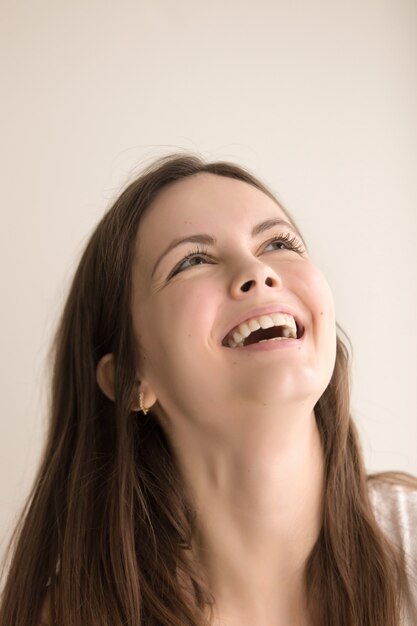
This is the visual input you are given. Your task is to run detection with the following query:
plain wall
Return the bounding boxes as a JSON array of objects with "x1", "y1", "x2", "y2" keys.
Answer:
[{"x1": 1, "y1": 0, "x2": 416, "y2": 563}]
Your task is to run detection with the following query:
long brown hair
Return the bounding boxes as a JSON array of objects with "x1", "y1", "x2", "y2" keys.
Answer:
[{"x1": 1, "y1": 153, "x2": 416, "y2": 625}]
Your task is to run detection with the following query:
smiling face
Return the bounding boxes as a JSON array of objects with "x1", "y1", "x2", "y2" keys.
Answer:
[{"x1": 131, "y1": 173, "x2": 336, "y2": 431}]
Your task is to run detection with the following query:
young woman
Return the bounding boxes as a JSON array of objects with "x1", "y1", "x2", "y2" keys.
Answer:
[{"x1": 1, "y1": 154, "x2": 416, "y2": 626}]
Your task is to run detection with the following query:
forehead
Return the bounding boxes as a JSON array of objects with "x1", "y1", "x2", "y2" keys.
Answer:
[{"x1": 138, "y1": 172, "x2": 288, "y2": 239}]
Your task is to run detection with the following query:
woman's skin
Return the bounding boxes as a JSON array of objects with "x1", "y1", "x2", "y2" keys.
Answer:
[{"x1": 98, "y1": 173, "x2": 337, "y2": 625}]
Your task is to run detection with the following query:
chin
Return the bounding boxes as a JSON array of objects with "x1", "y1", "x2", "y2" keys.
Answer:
[{"x1": 240, "y1": 369, "x2": 329, "y2": 408}]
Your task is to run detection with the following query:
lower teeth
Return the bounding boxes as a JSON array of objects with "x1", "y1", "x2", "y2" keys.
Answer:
[
  {"x1": 229, "y1": 336, "x2": 295, "y2": 348},
  {"x1": 258, "y1": 337, "x2": 287, "y2": 343}
]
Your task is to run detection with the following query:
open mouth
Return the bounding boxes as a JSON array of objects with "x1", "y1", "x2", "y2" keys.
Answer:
[{"x1": 222, "y1": 312, "x2": 305, "y2": 349}]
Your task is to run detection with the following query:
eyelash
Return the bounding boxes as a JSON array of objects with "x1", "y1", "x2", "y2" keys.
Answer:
[{"x1": 168, "y1": 232, "x2": 305, "y2": 278}]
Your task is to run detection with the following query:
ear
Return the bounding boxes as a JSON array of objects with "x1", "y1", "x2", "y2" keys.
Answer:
[
  {"x1": 96, "y1": 353, "x2": 159, "y2": 413},
  {"x1": 96, "y1": 353, "x2": 116, "y2": 401}
]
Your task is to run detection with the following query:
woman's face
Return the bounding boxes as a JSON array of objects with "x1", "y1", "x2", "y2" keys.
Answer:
[{"x1": 131, "y1": 173, "x2": 336, "y2": 429}]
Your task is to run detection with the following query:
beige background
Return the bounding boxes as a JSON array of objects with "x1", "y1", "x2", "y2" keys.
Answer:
[{"x1": 1, "y1": 0, "x2": 416, "y2": 564}]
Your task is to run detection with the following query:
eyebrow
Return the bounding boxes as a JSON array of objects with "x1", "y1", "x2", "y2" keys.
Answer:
[{"x1": 151, "y1": 217, "x2": 303, "y2": 277}]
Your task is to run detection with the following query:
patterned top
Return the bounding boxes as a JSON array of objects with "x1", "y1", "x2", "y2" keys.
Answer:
[{"x1": 368, "y1": 477, "x2": 417, "y2": 625}]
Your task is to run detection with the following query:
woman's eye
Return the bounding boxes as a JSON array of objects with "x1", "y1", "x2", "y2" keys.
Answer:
[
  {"x1": 263, "y1": 233, "x2": 305, "y2": 254},
  {"x1": 169, "y1": 249, "x2": 211, "y2": 278}
]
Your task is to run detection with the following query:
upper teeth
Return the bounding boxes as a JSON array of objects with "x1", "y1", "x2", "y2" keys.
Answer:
[{"x1": 227, "y1": 313, "x2": 297, "y2": 348}]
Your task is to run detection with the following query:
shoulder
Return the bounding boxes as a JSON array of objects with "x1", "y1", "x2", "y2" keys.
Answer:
[
  {"x1": 368, "y1": 472, "x2": 417, "y2": 552},
  {"x1": 368, "y1": 471, "x2": 417, "y2": 619}
]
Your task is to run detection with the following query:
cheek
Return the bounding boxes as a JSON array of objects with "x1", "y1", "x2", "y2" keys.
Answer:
[
  {"x1": 297, "y1": 263, "x2": 337, "y2": 360},
  {"x1": 138, "y1": 283, "x2": 218, "y2": 365},
  {"x1": 299, "y1": 263, "x2": 335, "y2": 320},
  {"x1": 309, "y1": 267, "x2": 337, "y2": 367}
]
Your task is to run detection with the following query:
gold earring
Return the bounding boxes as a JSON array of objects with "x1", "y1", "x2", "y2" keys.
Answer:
[{"x1": 139, "y1": 391, "x2": 148, "y2": 415}]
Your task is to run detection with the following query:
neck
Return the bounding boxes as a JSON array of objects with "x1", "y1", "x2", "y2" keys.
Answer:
[{"x1": 167, "y1": 405, "x2": 324, "y2": 625}]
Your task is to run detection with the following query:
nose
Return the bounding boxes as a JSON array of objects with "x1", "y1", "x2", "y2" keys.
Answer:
[{"x1": 228, "y1": 258, "x2": 282, "y2": 299}]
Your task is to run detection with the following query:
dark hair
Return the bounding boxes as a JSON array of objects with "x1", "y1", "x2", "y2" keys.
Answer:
[{"x1": 1, "y1": 153, "x2": 416, "y2": 625}]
